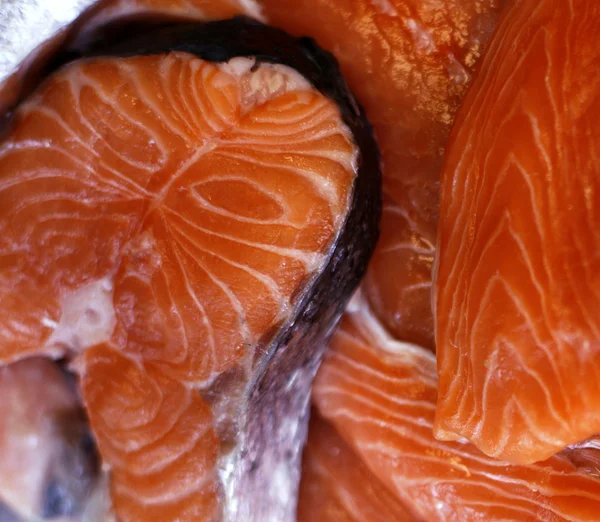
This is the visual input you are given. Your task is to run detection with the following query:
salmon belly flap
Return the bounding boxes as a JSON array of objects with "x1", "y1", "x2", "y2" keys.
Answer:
[
  {"x1": 312, "y1": 297, "x2": 600, "y2": 522},
  {"x1": 434, "y1": 0, "x2": 600, "y2": 464},
  {"x1": 0, "y1": 19, "x2": 380, "y2": 522}
]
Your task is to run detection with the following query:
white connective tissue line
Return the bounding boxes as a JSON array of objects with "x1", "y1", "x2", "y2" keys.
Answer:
[{"x1": 0, "y1": 0, "x2": 96, "y2": 82}]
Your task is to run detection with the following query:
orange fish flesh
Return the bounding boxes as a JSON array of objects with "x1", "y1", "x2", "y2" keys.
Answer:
[
  {"x1": 260, "y1": 0, "x2": 506, "y2": 350},
  {"x1": 434, "y1": 0, "x2": 600, "y2": 463},
  {"x1": 312, "y1": 296, "x2": 600, "y2": 521},
  {"x1": 0, "y1": 18, "x2": 380, "y2": 519},
  {"x1": 298, "y1": 410, "x2": 419, "y2": 522}
]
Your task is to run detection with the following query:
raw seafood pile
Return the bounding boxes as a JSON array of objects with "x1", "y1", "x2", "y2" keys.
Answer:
[
  {"x1": 307, "y1": 295, "x2": 600, "y2": 521},
  {"x1": 0, "y1": 0, "x2": 599, "y2": 521},
  {"x1": 264, "y1": 0, "x2": 600, "y2": 519}
]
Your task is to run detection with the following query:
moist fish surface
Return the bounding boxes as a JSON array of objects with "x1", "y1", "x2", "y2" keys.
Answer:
[
  {"x1": 0, "y1": 18, "x2": 380, "y2": 522},
  {"x1": 434, "y1": 0, "x2": 600, "y2": 464},
  {"x1": 297, "y1": 410, "x2": 418, "y2": 522},
  {"x1": 312, "y1": 296, "x2": 600, "y2": 521},
  {"x1": 259, "y1": 0, "x2": 505, "y2": 350}
]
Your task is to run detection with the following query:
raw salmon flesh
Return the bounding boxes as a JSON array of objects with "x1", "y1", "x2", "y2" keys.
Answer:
[
  {"x1": 434, "y1": 0, "x2": 600, "y2": 465},
  {"x1": 0, "y1": 17, "x2": 380, "y2": 522},
  {"x1": 1, "y1": 0, "x2": 599, "y2": 521}
]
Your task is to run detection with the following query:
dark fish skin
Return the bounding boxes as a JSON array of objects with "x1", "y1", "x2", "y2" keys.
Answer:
[{"x1": 13, "y1": 17, "x2": 382, "y2": 521}]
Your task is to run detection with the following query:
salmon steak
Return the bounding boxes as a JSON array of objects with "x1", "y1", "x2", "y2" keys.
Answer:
[
  {"x1": 297, "y1": 409, "x2": 418, "y2": 522},
  {"x1": 434, "y1": 0, "x2": 600, "y2": 464},
  {"x1": 0, "y1": 18, "x2": 380, "y2": 522}
]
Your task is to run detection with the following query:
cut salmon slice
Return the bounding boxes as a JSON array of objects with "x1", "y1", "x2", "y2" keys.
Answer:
[
  {"x1": 298, "y1": 410, "x2": 418, "y2": 522},
  {"x1": 259, "y1": 0, "x2": 505, "y2": 349},
  {"x1": 0, "y1": 19, "x2": 380, "y2": 522},
  {"x1": 434, "y1": 0, "x2": 600, "y2": 463},
  {"x1": 312, "y1": 296, "x2": 600, "y2": 521}
]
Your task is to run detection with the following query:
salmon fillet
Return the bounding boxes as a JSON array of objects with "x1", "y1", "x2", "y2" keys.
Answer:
[
  {"x1": 312, "y1": 296, "x2": 600, "y2": 521},
  {"x1": 434, "y1": 0, "x2": 600, "y2": 463}
]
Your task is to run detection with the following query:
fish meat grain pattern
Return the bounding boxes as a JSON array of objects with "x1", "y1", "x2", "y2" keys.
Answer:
[
  {"x1": 434, "y1": 0, "x2": 600, "y2": 463},
  {"x1": 313, "y1": 299, "x2": 600, "y2": 522},
  {"x1": 0, "y1": 19, "x2": 381, "y2": 522},
  {"x1": 259, "y1": 0, "x2": 506, "y2": 350},
  {"x1": 298, "y1": 411, "x2": 418, "y2": 522}
]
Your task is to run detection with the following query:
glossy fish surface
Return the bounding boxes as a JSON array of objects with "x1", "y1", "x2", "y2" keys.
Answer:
[
  {"x1": 312, "y1": 296, "x2": 600, "y2": 521},
  {"x1": 259, "y1": 0, "x2": 505, "y2": 350},
  {"x1": 298, "y1": 410, "x2": 418, "y2": 522},
  {"x1": 0, "y1": 18, "x2": 380, "y2": 522},
  {"x1": 434, "y1": 0, "x2": 600, "y2": 464}
]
